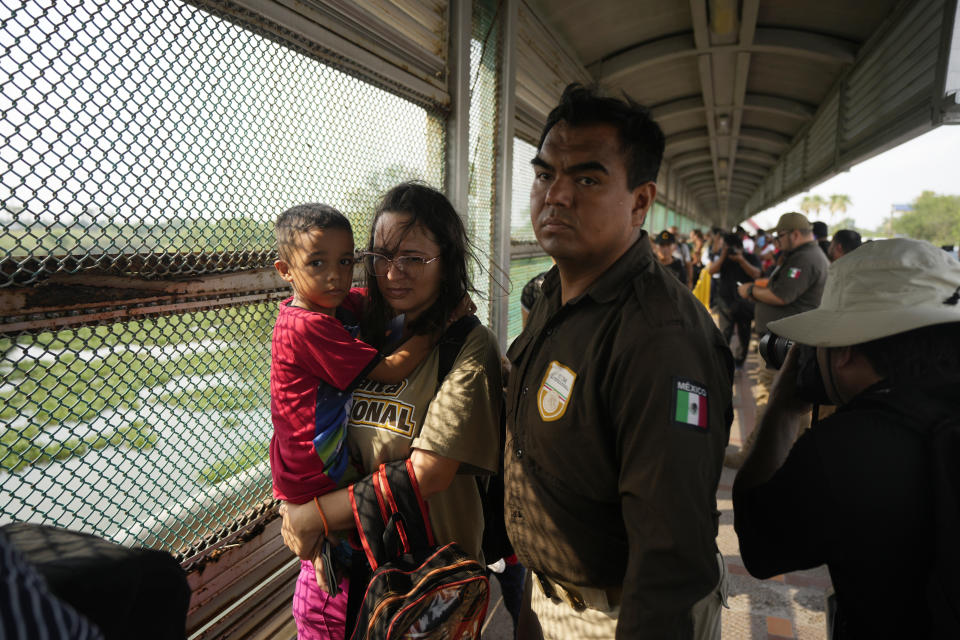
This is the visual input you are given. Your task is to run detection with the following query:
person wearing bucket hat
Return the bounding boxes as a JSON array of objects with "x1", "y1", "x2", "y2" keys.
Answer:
[
  {"x1": 726, "y1": 211, "x2": 829, "y2": 468},
  {"x1": 733, "y1": 238, "x2": 960, "y2": 638}
]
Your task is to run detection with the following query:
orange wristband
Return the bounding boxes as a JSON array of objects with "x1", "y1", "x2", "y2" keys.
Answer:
[{"x1": 313, "y1": 496, "x2": 329, "y2": 537}]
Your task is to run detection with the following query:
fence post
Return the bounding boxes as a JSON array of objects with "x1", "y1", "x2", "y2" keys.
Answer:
[
  {"x1": 492, "y1": 0, "x2": 518, "y2": 351},
  {"x1": 446, "y1": 0, "x2": 472, "y2": 223}
]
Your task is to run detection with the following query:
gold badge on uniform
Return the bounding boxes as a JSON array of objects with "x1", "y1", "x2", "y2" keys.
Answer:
[{"x1": 537, "y1": 361, "x2": 577, "y2": 422}]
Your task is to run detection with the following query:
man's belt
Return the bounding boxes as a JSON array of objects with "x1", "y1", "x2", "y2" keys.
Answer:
[{"x1": 535, "y1": 571, "x2": 621, "y2": 612}]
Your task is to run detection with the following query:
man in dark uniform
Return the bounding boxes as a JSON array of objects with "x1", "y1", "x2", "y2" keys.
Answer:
[
  {"x1": 734, "y1": 238, "x2": 960, "y2": 638},
  {"x1": 709, "y1": 232, "x2": 761, "y2": 368},
  {"x1": 653, "y1": 229, "x2": 688, "y2": 285},
  {"x1": 505, "y1": 83, "x2": 733, "y2": 639},
  {"x1": 728, "y1": 212, "x2": 829, "y2": 467}
]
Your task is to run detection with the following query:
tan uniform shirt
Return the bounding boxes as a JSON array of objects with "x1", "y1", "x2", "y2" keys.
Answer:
[
  {"x1": 348, "y1": 324, "x2": 502, "y2": 560},
  {"x1": 755, "y1": 240, "x2": 830, "y2": 333},
  {"x1": 505, "y1": 235, "x2": 733, "y2": 637}
]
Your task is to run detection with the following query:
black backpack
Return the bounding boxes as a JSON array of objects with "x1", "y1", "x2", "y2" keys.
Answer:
[
  {"x1": 347, "y1": 459, "x2": 490, "y2": 640},
  {"x1": 858, "y1": 388, "x2": 960, "y2": 637},
  {"x1": 895, "y1": 399, "x2": 960, "y2": 636}
]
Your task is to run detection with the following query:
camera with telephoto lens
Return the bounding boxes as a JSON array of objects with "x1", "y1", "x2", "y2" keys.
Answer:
[
  {"x1": 757, "y1": 332, "x2": 832, "y2": 405},
  {"x1": 758, "y1": 332, "x2": 793, "y2": 369}
]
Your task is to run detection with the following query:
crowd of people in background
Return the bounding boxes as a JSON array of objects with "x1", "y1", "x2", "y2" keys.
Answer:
[{"x1": 654, "y1": 218, "x2": 865, "y2": 296}]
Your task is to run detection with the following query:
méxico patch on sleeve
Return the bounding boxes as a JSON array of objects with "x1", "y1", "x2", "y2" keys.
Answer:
[{"x1": 672, "y1": 376, "x2": 709, "y2": 431}]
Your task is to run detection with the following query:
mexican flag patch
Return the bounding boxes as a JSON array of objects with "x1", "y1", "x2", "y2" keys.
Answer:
[
  {"x1": 673, "y1": 377, "x2": 708, "y2": 430},
  {"x1": 787, "y1": 267, "x2": 802, "y2": 279}
]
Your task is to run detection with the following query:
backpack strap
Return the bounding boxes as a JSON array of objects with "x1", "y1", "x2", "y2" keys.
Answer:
[
  {"x1": 437, "y1": 315, "x2": 481, "y2": 386},
  {"x1": 349, "y1": 459, "x2": 436, "y2": 570}
]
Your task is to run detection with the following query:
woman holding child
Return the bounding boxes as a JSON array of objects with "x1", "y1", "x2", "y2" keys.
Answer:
[{"x1": 277, "y1": 182, "x2": 502, "y2": 639}]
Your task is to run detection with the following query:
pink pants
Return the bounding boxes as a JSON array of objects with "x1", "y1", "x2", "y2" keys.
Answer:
[{"x1": 293, "y1": 559, "x2": 350, "y2": 640}]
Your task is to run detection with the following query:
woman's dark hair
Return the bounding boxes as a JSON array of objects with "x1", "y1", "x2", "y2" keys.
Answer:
[
  {"x1": 853, "y1": 322, "x2": 960, "y2": 384},
  {"x1": 360, "y1": 182, "x2": 476, "y2": 348}
]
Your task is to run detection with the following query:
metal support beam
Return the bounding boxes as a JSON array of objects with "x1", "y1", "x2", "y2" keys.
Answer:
[
  {"x1": 492, "y1": 0, "x2": 517, "y2": 351},
  {"x1": 650, "y1": 92, "x2": 815, "y2": 124},
  {"x1": 592, "y1": 27, "x2": 857, "y2": 85},
  {"x1": 667, "y1": 149, "x2": 713, "y2": 168},
  {"x1": 733, "y1": 161, "x2": 773, "y2": 177},
  {"x1": 933, "y1": 0, "x2": 960, "y2": 124},
  {"x1": 675, "y1": 164, "x2": 715, "y2": 180},
  {"x1": 735, "y1": 148, "x2": 778, "y2": 166},
  {"x1": 0, "y1": 268, "x2": 289, "y2": 334},
  {"x1": 222, "y1": 0, "x2": 448, "y2": 105},
  {"x1": 446, "y1": 0, "x2": 471, "y2": 221},
  {"x1": 743, "y1": 93, "x2": 816, "y2": 120},
  {"x1": 719, "y1": 0, "x2": 760, "y2": 215}
]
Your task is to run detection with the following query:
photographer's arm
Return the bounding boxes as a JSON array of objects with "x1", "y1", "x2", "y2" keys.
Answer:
[
  {"x1": 707, "y1": 248, "x2": 726, "y2": 275},
  {"x1": 734, "y1": 346, "x2": 811, "y2": 490},
  {"x1": 732, "y1": 254, "x2": 762, "y2": 280}
]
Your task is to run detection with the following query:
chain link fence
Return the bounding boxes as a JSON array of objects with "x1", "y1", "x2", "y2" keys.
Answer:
[
  {"x1": 468, "y1": 0, "x2": 502, "y2": 322},
  {"x1": 1, "y1": 0, "x2": 444, "y2": 562},
  {"x1": 506, "y1": 254, "x2": 552, "y2": 343},
  {"x1": 511, "y1": 136, "x2": 538, "y2": 243}
]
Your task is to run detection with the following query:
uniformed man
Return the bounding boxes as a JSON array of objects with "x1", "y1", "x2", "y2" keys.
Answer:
[
  {"x1": 505, "y1": 83, "x2": 733, "y2": 639},
  {"x1": 727, "y1": 212, "x2": 829, "y2": 468}
]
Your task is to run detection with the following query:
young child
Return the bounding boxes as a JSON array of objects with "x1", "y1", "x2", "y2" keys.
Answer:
[{"x1": 270, "y1": 203, "x2": 434, "y2": 640}]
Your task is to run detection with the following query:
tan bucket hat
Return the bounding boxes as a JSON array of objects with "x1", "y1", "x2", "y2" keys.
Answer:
[{"x1": 767, "y1": 238, "x2": 960, "y2": 346}]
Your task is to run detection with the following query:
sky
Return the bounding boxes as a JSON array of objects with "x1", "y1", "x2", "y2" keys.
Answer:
[{"x1": 749, "y1": 124, "x2": 960, "y2": 232}]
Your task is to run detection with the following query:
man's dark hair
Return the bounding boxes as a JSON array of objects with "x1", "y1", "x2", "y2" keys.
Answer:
[
  {"x1": 361, "y1": 182, "x2": 477, "y2": 348},
  {"x1": 711, "y1": 226, "x2": 724, "y2": 236},
  {"x1": 854, "y1": 322, "x2": 960, "y2": 384},
  {"x1": 832, "y1": 229, "x2": 862, "y2": 255},
  {"x1": 538, "y1": 83, "x2": 665, "y2": 189},
  {"x1": 812, "y1": 221, "x2": 828, "y2": 239},
  {"x1": 275, "y1": 203, "x2": 352, "y2": 261}
]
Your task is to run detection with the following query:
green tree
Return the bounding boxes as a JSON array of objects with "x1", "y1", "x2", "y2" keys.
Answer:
[
  {"x1": 342, "y1": 163, "x2": 425, "y2": 244},
  {"x1": 800, "y1": 194, "x2": 827, "y2": 217},
  {"x1": 890, "y1": 191, "x2": 960, "y2": 245},
  {"x1": 831, "y1": 216, "x2": 884, "y2": 239},
  {"x1": 828, "y1": 194, "x2": 852, "y2": 221},
  {"x1": 833, "y1": 216, "x2": 858, "y2": 232}
]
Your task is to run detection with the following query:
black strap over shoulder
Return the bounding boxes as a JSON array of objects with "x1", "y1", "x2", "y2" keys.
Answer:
[
  {"x1": 434, "y1": 313, "x2": 514, "y2": 561},
  {"x1": 437, "y1": 315, "x2": 481, "y2": 385},
  {"x1": 349, "y1": 459, "x2": 435, "y2": 571}
]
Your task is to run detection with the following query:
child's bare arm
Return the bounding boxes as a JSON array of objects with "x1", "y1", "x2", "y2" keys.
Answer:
[
  {"x1": 366, "y1": 332, "x2": 435, "y2": 384},
  {"x1": 366, "y1": 295, "x2": 475, "y2": 384}
]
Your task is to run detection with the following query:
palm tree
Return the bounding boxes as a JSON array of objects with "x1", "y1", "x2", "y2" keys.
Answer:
[
  {"x1": 828, "y1": 194, "x2": 852, "y2": 222},
  {"x1": 800, "y1": 194, "x2": 827, "y2": 217}
]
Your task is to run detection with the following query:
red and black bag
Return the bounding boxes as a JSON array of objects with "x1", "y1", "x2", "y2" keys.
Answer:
[{"x1": 348, "y1": 459, "x2": 489, "y2": 640}]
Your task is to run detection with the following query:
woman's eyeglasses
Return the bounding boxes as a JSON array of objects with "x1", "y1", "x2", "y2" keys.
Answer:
[{"x1": 360, "y1": 252, "x2": 440, "y2": 277}]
